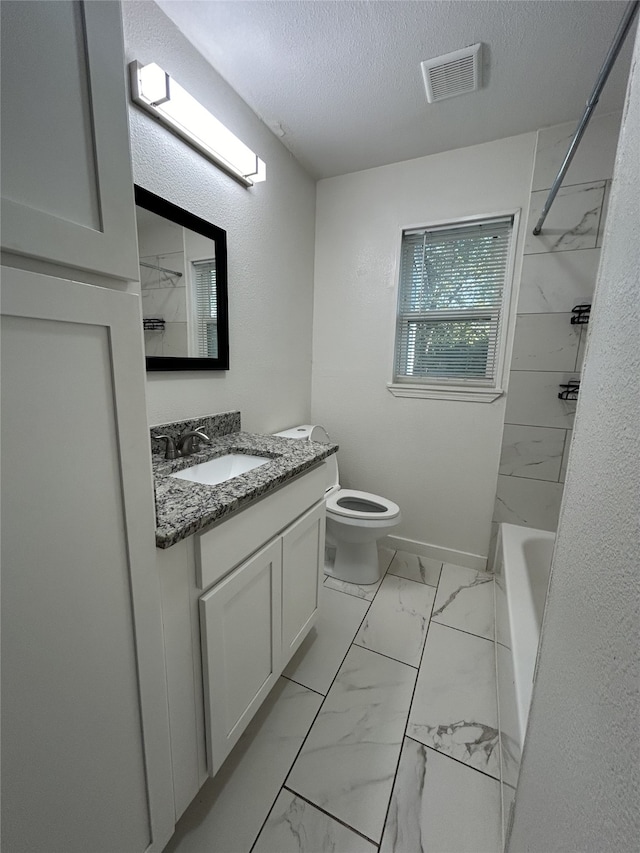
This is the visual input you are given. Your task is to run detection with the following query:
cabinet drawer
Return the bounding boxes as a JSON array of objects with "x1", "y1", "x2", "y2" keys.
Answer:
[{"x1": 196, "y1": 463, "x2": 326, "y2": 590}]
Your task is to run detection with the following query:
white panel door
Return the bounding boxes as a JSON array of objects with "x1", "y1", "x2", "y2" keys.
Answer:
[
  {"x1": 200, "y1": 539, "x2": 283, "y2": 776},
  {"x1": 0, "y1": 267, "x2": 174, "y2": 852},
  {"x1": 0, "y1": 1, "x2": 138, "y2": 280},
  {"x1": 281, "y1": 502, "x2": 325, "y2": 663}
]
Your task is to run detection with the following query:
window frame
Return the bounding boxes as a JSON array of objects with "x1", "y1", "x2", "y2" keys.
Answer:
[
  {"x1": 388, "y1": 209, "x2": 521, "y2": 403},
  {"x1": 189, "y1": 257, "x2": 219, "y2": 358}
]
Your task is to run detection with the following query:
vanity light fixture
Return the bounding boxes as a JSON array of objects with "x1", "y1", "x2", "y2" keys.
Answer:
[{"x1": 129, "y1": 61, "x2": 266, "y2": 187}]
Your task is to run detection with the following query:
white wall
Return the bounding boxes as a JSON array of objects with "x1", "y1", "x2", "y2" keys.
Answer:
[
  {"x1": 122, "y1": 1, "x2": 316, "y2": 432},
  {"x1": 509, "y1": 30, "x2": 640, "y2": 853},
  {"x1": 311, "y1": 133, "x2": 536, "y2": 560}
]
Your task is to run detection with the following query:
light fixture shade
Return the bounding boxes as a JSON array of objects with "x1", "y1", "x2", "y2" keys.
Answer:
[
  {"x1": 137, "y1": 62, "x2": 169, "y2": 105},
  {"x1": 130, "y1": 61, "x2": 266, "y2": 186}
]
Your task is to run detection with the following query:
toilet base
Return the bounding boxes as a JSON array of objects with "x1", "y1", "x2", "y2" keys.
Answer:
[{"x1": 328, "y1": 540, "x2": 380, "y2": 585}]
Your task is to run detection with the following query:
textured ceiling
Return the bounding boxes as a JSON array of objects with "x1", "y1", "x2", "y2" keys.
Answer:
[{"x1": 155, "y1": 0, "x2": 635, "y2": 179}]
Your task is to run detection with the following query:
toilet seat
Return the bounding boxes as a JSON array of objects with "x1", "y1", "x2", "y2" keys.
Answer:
[{"x1": 326, "y1": 489, "x2": 400, "y2": 521}]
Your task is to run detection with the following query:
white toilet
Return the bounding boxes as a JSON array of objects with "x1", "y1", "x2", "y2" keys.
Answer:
[{"x1": 274, "y1": 425, "x2": 401, "y2": 585}]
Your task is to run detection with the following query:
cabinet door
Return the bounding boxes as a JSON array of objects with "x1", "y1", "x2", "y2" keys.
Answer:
[
  {"x1": 0, "y1": 1, "x2": 138, "y2": 280},
  {"x1": 200, "y1": 539, "x2": 283, "y2": 776},
  {"x1": 0, "y1": 267, "x2": 174, "y2": 852},
  {"x1": 282, "y1": 502, "x2": 325, "y2": 663}
]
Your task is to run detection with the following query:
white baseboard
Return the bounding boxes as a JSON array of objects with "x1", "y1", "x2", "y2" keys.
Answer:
[{"x1": 381, "y1": 535, "x2": 488, "y2": 572}]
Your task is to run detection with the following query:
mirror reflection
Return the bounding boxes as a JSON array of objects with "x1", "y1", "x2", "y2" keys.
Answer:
[{"x1": 134, "y1": 186, "x2": 229, "y2": 371}]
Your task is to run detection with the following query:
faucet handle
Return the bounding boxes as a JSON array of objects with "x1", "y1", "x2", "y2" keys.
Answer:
[{"x1": 153, "y1": 434, "x2": 178, "y2": 460}]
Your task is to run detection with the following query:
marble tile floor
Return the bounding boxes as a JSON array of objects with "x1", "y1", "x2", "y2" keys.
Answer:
[{"x1": 164, "y1": 548, "x2": 503, "y2": 853}]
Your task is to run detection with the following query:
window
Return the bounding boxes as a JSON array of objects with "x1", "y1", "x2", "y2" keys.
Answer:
[
  {"x1": 390, "y1": 215, "x2": 516, "y2": 401},
  {"x1": 192, "y1": 259, "x2": 218, "y2": 357}
]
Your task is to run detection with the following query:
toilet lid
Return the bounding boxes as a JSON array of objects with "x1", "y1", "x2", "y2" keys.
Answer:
[{"x1": 326, "y1": 489, "x2": 400, "y2": 520}]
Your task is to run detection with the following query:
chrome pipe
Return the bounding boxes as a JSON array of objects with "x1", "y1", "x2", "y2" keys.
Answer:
[{"x1": 532, "y1": 0, "x2": 639, "y2": 235}]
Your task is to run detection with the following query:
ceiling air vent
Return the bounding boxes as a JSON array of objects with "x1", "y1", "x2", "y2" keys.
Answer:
[{"x1": 421, "y1": 43, "x2": 482, "y2": 103}]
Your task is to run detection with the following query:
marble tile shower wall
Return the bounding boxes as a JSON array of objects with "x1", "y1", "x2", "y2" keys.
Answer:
[
  {"x1": 493, "y1": 114, "x2": 621, "y2": 541},
  {"x1": 141, "y1": 249, "x2": 188, "y2": 357}
]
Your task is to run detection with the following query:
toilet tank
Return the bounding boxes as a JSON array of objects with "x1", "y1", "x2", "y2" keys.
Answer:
[{"x1": 273, "y1": 424, "x2": 339, "y2": 492}]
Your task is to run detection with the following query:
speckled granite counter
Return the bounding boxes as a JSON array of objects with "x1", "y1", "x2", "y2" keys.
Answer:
[{"x1": 152, "y1": 412, "x2": 337, "y2": 549}]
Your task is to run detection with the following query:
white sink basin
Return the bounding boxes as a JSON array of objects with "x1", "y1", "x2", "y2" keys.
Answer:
[{"x1": 170, "y1": 454, "x2": 271, "y2": 486}]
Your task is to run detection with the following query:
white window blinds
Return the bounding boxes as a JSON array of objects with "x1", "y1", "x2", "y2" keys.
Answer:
[
  {"x1": 193, "y1": 259, "x2": 218, "y2": 357},
  {"x1": 394, "y1": 216, "x2": 513, "y2": 387}
]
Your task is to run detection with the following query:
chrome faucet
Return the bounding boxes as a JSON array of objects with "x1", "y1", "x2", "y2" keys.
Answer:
[
  {"x1": 153, "y1": 428, "x2": 210, "y2": 460},
  {"x1": 177, "y1": 429, "x2": 210, "y2": 456}
]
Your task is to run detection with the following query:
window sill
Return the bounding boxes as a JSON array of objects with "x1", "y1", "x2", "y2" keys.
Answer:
[{"x1": 387, "y1": 383, "x2": 504, "y2": 403}]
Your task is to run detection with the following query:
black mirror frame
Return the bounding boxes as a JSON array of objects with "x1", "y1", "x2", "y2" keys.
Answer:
[{"x1": 135, "y1": 185, "x2": 230, "y2": 371}]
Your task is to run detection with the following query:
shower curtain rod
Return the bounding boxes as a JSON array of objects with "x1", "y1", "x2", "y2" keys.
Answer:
[
  {"x1": 139, "y1": 260, "x2": 183, "y2": 278},
  {"x1": 532, "y1": 0, "x2": 639, "y2": 235}
]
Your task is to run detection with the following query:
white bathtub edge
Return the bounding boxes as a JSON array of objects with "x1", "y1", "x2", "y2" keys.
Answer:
[{"x1": 498, "y1": 523, "x2": 555, "y2": 745}]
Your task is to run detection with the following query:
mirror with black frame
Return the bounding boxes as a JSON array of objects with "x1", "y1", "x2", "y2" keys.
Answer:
[{"x1": 134, "y1": 186, "x2": 229, "y2": 371}]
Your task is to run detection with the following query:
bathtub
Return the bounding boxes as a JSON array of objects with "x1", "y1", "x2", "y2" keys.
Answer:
[
  {"x1": 494, "y1": 522, "x2": 555, "y2": 744},
  {"x1": 494, "y1": 523, "x2": 555, "y2": 845}
]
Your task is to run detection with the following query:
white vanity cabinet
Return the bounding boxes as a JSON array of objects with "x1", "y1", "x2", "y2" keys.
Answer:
[
  {"x1": 157, "y1": 465, "x2": 326, "y2": 814},
  {"x1": 199, "y1": 500, "x2": 325, "y2": 776}
]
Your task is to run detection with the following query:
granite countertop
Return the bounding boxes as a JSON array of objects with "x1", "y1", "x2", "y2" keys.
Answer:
[{"x1": 152, "y1": 417, "x2": 337, "y2": 549}]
